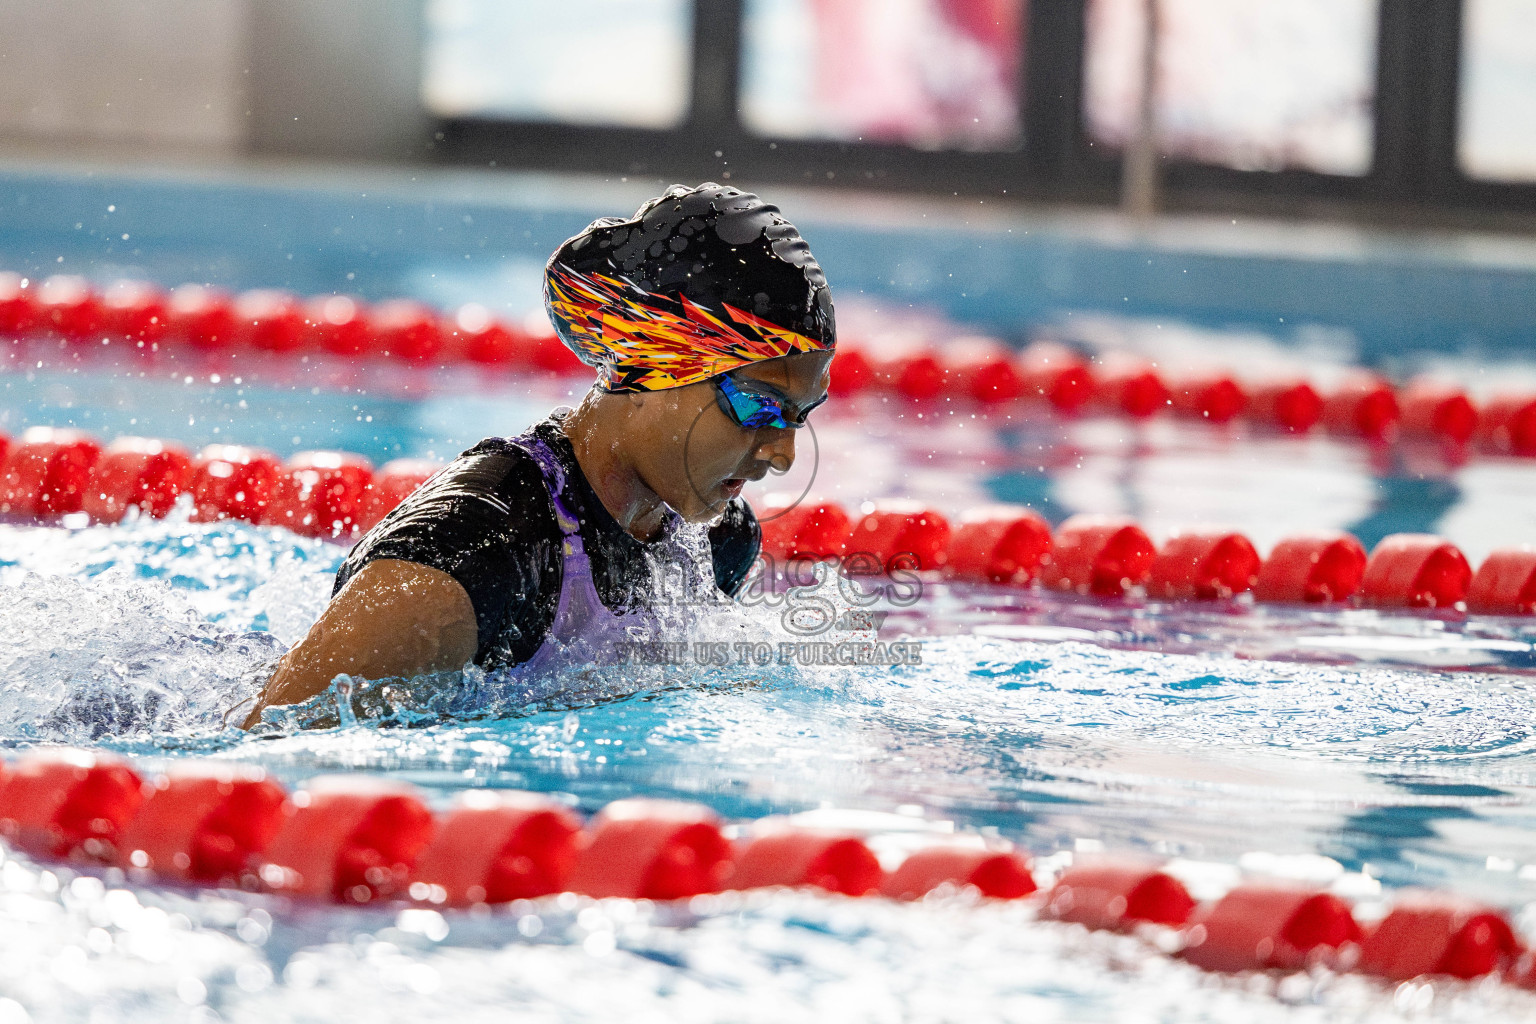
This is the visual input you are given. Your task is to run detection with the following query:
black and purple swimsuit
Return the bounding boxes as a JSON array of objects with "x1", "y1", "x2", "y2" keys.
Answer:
[{"x1": 333, "y1": 413, "x2": 760, "y2": 672}]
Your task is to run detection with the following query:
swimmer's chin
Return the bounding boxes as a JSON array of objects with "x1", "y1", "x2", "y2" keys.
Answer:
[{"x1": 675, "y1": 479, "x2": 747, "y2": 524}]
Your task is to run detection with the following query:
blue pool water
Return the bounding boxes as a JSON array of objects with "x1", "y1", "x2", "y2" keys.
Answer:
[
  {"x1": 7, "y1": 504, "x2": 1536, "y2": 1021},
  {"x1": 5, "y1": 163, "x2": 1536, "y2": 1020}
]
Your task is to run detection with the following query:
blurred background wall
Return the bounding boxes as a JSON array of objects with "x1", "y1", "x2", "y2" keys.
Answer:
[
  {"x1": 247, "y1": 0, "x2": 428, "y2": 160},
  {"x1": 0, "y1": 0, "x2": 248, "y2": 152},
  {"x1": 0, "y1": 0, "x2": 1533, "y2": 227},
  {"x1": 0, "y1": 0, "x2": 428, "y2": 161}
]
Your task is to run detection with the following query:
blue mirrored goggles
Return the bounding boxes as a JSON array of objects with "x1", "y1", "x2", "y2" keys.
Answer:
[{"x1": 713, "y1": 374, "x2": 824, "y2": 430}]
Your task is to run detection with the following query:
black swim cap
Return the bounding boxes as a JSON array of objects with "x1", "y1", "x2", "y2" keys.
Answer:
[{"x1": 544, "y1": 183, "x2": 836, "y2": 392}]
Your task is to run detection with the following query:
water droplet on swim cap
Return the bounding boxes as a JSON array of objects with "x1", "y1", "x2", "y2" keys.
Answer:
[{"x1": 543, "y1": 183, "x2": 836, "y2": 391}]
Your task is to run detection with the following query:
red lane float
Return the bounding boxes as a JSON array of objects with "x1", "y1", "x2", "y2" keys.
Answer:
[
  {"x1": 1147, "y1": 529, "x2": 1260, "y2": 600},
  {"x1": 943, "y1": 339, "x2": 1022, "y2": 406},
  {"x1": 307, "y1": 295, "x2": 372, "y2": 356},
  {"x1": 273, "y1": 450, "x2": 375, "y2": 539},
  {"x1": 355, "y1": 458, "x2": 441, "y2": 534},
  {"x1": 846, "y1": 502, "x2": 951, "y2": 572},
  {"x1": 258, "y1": 776, "x2": 435, "y2": 903},
  {"x1": 371, "y1": 299, "x2": 445, "y2": 362},
  {"x1": 1042, "y1": 860, "x2": 1196, "y2": 930},
  {"x1": 1019, "y1": 342, "x2": 1096, "y2": 413},
  {"x1": 1358, "y1": 893, "x2": 1520, "y2": 981},
  {"x1": 729, "y1": 828, "x2": 883, "y2": 896},
  {"x1": 83, "y1": 436, "x2": 194, "y2": 522},
  {"x1": 1094, "y1": 357, "x2": 1169, "y2": 419},
  {"x1": 15, "y1": 419, "x2": 1536, "y2": 632},
  {"x1": 881, "y1": 844, "x2": 1036, "y2": 901},
  {"x1": 892, "y1": 353, "x2": 948, "y2": 401},
  {"x1": 1359, "y1": 533, "x2": 1472, "y2": 610},
  {"x1": 944, "y1": 505, "x2": 1053, "y2": 585},
  {"x1": 7, "y1": 270, "x2": 1536, "y2": 466},
  {"x1": 1039, "y1": 514, "x2": 1156, "y2": 597},
  {"x1": 37, "y1": 275, "x2": 102, "y2": 342},
  {"x1": 0, "y1": 426, "x2": 104, "y2": 517},
  {"x1": 567, "y1": 799, "x2": 732, "y2": 900},
  {"x1": 1481, "y1": 395, "x2": 1536, "y2": 457},
  {"x1": 952, "y1": 353, "x2": 1024, "y2": 406},
  {"x1": 0, "y1": 744, "x2": 1535, "y2": 1001},
  {"x1": 1247, "y1": 379, "x2": 1325, "y2": 434},
  {"x1": 235, "y1": 289, "x2": 308, "y2": 353},
  {"x1": 1467, "y1": 547, "x2": 1536, "y2": 615},
  {"x1": 525, "y1": 318, "x2": 588, "y2": 376},
  {"x1": 1253, "y1": 532, "x2": 1368, "y2": 604},
  {"x1": 116, "y1": 763, "x2": 288, "y2": 884},
  {"x1": 190, "y1": 444, "x2": 286, "y2": 524},
  {"x1": 450, "y1": 303, "x2": 523, "y2": 366},
  {"x1": 101, "y1": 280, "x2": 169, "y2": 345},
  {"x1": 412, "y1": 791, "x2": 583, "y2": 905},
  {"x1": 1169, "y1": 374, "x2": 1247, "y2": 424},
  {"x1": 164, "y1": 285, "x2": 238, "y2": 350},
  {"x1": 1323, "y1": 374, "x2": 1400, "y2": 440},
  {"x1": 759, "y1": 500, "x2": 854, "y2": 562},
  {"x1": 0, "y1": 749, "x2": 143, "y2": 859},
  {"x1": 1180, "y1": 884, "x2": 1361, "y2": 973},
  {"x1": 828, "y1": 348, "x2": 876, "y2": 396},
  {"x1": 0, "y1": 272, "x2": 38, "y2": 335},
  {"x1": 851, "y1": 349, "x2": 909, "y2": 397},
  {"x1": 1399, "y1": 380, "x2": 1478, "y2": 445}
]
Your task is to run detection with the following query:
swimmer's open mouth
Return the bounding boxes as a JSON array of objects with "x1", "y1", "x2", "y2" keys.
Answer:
[{"x1": 721, "y1": 479, "x2": 746, "y2": 499}]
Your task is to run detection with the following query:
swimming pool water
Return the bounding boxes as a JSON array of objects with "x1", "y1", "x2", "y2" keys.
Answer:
[
  {"x1": 7, "y1": 165, "x2": 1536, "y2": 1020},
  {"x1": 6, "y1": 342, "x2": 1536, "y2": 1020}
]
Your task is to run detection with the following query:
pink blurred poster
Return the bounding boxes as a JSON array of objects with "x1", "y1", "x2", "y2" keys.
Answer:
[{"x1": 742, "y1": 0, "x2": 1025, "y2": 149}]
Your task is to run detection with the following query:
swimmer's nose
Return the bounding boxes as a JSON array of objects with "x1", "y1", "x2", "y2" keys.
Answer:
[{"x1": 754, "y1": 428, "x2": 796, "y2": 475}]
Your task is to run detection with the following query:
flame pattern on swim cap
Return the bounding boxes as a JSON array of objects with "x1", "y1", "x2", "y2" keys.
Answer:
[
  {"x1": 542, "y1": 183, "x2": 835, "y2": 393},
  {"x1": 544, "y1": 262, "x2": 831, "y2": 392}
]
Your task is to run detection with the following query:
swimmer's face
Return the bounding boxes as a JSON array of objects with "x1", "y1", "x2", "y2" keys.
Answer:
[{"x1": 636, "y1": 351, "x2": 833, "y2": 523}]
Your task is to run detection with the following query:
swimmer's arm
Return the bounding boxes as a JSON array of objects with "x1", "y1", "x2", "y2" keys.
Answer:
[{"x1": 239, "y1": 559, "x2": 477, "y2": 729}]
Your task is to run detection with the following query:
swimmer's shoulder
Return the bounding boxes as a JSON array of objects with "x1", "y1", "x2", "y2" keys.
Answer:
[
  {"x1": 334, "y1": 434, "x2": 565, "y2": 669},
  {"x1": 408, "y1": 436, "x2": 549, "y2": 512},
  {"x1": 335, "y1": 436, "x2": 560, "y2": 594}
]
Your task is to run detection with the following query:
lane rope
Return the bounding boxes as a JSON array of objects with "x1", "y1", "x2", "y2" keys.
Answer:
[
  {"x1": 1, "y1": 747, "x2": 1533, "y2": 991},
  {"x1": 3, "y1": 272, "x2": 1534, "y2": 457},
  {"x1": 1, "y1": 424, "x2": 1530, "y2": 614}
]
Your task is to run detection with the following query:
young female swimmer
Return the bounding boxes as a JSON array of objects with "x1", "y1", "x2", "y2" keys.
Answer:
[{"x1": 237, "y1": 184, "x2": 836, "y2": 727}]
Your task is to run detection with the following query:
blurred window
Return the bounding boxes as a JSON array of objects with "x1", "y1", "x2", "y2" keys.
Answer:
[
  {"x1": 1083, "y1": 0, "x2": 1377, "y2": 175},
  {"x1": 421, "y1": 0, "x2": 693, "y2": 128},
  {"x1": 1460, "y1": 0, "x2": 1536, "y2": 182},
  {"x1": 739, "y1": 0, "x2": 1026, "y2": 150}
]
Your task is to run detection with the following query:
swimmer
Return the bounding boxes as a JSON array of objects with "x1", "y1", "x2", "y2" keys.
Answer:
[{"x1": 237, "y1": 183, "x2": 835, "y2": 728}]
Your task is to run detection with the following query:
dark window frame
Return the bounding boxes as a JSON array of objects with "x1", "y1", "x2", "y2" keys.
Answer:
[{"x1": 430, "y1": 0, "x2": 1536, "y2": 220}]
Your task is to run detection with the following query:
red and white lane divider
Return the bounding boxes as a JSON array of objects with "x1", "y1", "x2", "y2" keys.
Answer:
[
  {"x1": 767, "y1": 499, "x2": 1536, "y2": 615},
  {"x1": 5, "y1": 271, "x2": 1536, "y2": 455},
  {"x1": 0, "y1": 272, "x2": 588, "y2": 374},
  {"x1": 2, "y1": 747, "x2": 1536, "y2": 988},
  {"x1": 2, "y1": 424, "x2": 1535, "y2": 614},
  {"x1": 834, "y1": 335, "x2": 1536, "y2": 455},
  {"x1": 0, "y1": 426, "x2": 435, "y2": 539}
]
